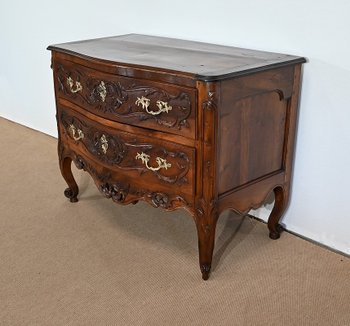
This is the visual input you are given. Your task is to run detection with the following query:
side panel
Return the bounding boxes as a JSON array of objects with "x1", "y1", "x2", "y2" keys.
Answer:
[{"x1": 218, "y1": 66, "x2": 294, "y2": 195}]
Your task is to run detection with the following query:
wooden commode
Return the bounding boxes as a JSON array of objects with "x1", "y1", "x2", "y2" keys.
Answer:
[{"x1": 48, "y1": 34, "x2": 305, "y2": 280}]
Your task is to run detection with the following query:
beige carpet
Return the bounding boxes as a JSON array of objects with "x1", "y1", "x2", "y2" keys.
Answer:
[{"x1": 0, "y1": 117, "x2": 349, "y2": 326}]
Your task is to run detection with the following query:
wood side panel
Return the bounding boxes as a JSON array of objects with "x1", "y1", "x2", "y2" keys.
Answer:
[
  {"x1": 218, "y1": 67, "x2": 294, "y2": 195},
  {"x1": 220, "y1": 66, "x2": 294, "y2": 101},
  {"x1": 246, "y1": 93, "x2": 286, "y2": 180}
]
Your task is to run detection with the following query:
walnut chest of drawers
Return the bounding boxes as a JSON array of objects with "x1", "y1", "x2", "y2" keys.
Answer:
[{"x1": 48, "y1": 34, "x2": 305, "y2": 280}]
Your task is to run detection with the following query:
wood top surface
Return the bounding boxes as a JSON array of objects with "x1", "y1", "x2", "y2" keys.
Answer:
[{"x1": 48, "y1": 34, "x2": 306, "y2": 81}]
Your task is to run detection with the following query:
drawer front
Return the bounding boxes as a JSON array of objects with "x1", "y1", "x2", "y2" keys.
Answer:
[
  {"x1": 53, "y1": 60, "x2": 197, "y2": 139},
  {"x1": 58, "y1": 107, "x2": 195, "y2": 196}
]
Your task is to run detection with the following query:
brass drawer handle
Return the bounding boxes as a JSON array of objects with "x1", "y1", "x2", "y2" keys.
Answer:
[
  {"x1": 97, "y1": 81, "x2": 107, "y2": 102},
  {"x1": 69, "y1": 124, "x2": 84, "y2": 141},
  {"x1": 100, "y1": 134, "x2": 108, "y2": 154},
  {"x1": 67, "y1": 76, "x2": 83, "y2": 93},
  {"x1": 135, "y1": 96, "x2": 172, "y2": 115},
  {"x1": 135, "y1": 152, "x2": 171, "y2": 171}
]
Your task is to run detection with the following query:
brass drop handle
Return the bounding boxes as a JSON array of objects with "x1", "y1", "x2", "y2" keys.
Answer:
[
  {"x1": 100, "y1": 134, "x2": 108, "y2": 154},
  {"x1": 67, "y1": 76, "x2": 83, "y2": 93},
  {"x1": 135, "y1": 152, "x2": 171, "y2": 171},
  {"x1": 135, "y1": 96, "x2": 172, "y2": 115},
  {"x1": 69, "y1": 124, "x2": 84, "y2": 141},
  {"x1": 97, "y1": 81, "x2": 107, "y2": 102}
]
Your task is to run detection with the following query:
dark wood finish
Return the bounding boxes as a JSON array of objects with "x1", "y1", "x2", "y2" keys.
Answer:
[
  {"x1": 48, "y1": 34, "x2": 305, "y2": 81},
  {"x1": 218, "y1": 67, "x2": 292, "y2": 194},
  {"x1": 49, "y1": 35, "x2": 305, "y2": 280},
  {"x1": 57, "y1": 105, "x2": 195, "y2": 196},
  {"x1": 53, "y1": 57, "x2": 197, "y2": 139}
]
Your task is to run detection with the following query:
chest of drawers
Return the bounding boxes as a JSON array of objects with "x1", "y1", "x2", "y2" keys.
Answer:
[{"x1": 48, "y1": 34, "x2": 305, "y2": 280}]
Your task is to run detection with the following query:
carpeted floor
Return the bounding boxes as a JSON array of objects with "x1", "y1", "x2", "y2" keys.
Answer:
[{"x1": 0, "y1": 117, "x2": 349, "y2": 326}]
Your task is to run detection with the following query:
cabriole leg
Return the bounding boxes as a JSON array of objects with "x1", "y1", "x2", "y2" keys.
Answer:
[
  {"x1": 59, "y1": 155, "x2": 79, "y2": 203},
  {"x1": 267, "y1": 186, "x2": 286, "y2": 239},
  {"x1": 195, "y1": 210, "x2": 218, "y2": 280}
]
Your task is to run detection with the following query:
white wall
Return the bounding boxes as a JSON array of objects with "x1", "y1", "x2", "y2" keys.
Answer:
[{"x1": 1, "y1": 0, "x2": 349, "y2": 254}]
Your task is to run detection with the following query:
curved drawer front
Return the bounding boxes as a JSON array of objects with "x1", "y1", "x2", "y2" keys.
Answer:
[
  {"x1": 58, "y1": 107, "x2": 195, "y2": 196},
  {"x1": 54, "y1": 60, "x2": 197, "y2": 139}
]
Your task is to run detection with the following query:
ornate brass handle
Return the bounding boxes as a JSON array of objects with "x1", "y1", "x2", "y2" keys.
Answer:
[
  {"x1": 67, "y1": 76, "x2": 83, "y2": 93},
  {"x1": 97, "y1": 81, "x2": 107, "y2": 102},
  {"x1": 135, "y1": 96, "x2": 172, "y2": 115},
  {"x1": 135, "y1": 152, "x2": 171, "y2": 171},
  {"x1": 100, "y1": 134, "x2": 108, "y2": 154},
  {"x1": 69, "y1": 124, "x2": 84, "y2": 141}
]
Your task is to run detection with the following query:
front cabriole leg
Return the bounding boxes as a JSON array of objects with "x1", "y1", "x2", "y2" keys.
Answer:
[
  {"x1": 196, "y1": 81, "x2": 220, "y2": 280},
  {"x1": 58, "y1": 141, "x2": 79, "y2": 203},
  {"x1": 267, "y1": 186, "x2": 286, "y2": 239},
  {"x1": 195, "y1": 202, "x2": 219, "y2": 280}
]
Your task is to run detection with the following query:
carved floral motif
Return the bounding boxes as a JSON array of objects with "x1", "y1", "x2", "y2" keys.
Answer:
[
  {"x1": 56, "y1": 65, "x2": 192, "y2": 130},
  {"x1": 99, "y1": 182, "x2": 129, "y2": 202},
  {"x1": 202, "y1": 91, "x2": 217, "y2": 111},
  {"x1": 150, "y1": 193, "x2": 170, "y2": 208},
  {"x1": 61, "y1": 153, "x2": 189, "y2": 210},
  {"x1": 60, "y1": 111, "x2": 190, "y2": 186}
]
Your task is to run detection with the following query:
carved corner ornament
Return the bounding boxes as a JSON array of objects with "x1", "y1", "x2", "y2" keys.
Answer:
[{"x1": 202, "y1": 91, "x2": 217, "y2": 111}]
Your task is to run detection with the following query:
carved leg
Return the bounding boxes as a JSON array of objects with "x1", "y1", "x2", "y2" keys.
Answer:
[
  {"x1": 267, "y1": 186, "x2": 286, "y2": 240},
  {"x1": 195, "y1": 209, "x2": 218, "y2": 280},
  {"x1": 60, "y1": 156, "x2": 79, "y2": 203}
]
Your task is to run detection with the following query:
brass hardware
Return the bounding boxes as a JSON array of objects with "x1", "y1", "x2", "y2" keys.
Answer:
[
  {"x1": 135, "y1": 96, "x2": 151, "y2": 110},
  {"x1": 135, "y1": 152, "x2": 171, "y2": 171},
  {"x1": 135, "y1": 97, "x2": 172, "y2": 115},
  {"x1": 100, "y1": 134, "x2": 108, "y2": 154},
  {"x1": 97, "y1": 81, "x2": 107, "y2": 102},
  {"x1": 67, "y1": 76, "x2": 83, "y2": 93},
  {"x1": 155, "y1": 100, "x2": 172, "y2": 114},
  {"x1": 69, "y1": 124, "x2": 84, "y2": 141}
]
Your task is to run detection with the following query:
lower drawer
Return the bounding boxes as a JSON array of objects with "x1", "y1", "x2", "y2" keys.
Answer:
[{"x1": 57, "y1": 106, "x2": 195, "y2": 197}]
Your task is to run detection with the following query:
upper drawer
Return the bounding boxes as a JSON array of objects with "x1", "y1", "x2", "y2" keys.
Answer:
[{"x1": 53, "y1": 59, "x2": 197, "y2": 139}]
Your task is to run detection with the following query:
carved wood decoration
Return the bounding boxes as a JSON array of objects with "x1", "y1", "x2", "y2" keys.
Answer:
[
  {"x1": 59, "y1": 143, "x2": 191, "y2": 211},
  {"x1": 195, "y1": 85, "x2": 220, "y2": 280},
  {"x1": 55, "y1": 64, "x2": 194, "y2": 135},
  {"x1": 59, "y1": 110, "x2": 192, "y2": 188},
  {"x1": 49, "y1": 34, "x2": 305, "y2": 280}
]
